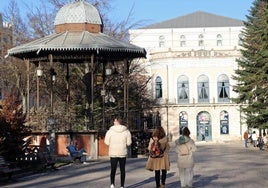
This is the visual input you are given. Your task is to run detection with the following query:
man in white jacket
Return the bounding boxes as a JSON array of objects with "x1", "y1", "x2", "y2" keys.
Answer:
[{"x1": 104, "y1": 118, "x2": 132, "y2": 188}]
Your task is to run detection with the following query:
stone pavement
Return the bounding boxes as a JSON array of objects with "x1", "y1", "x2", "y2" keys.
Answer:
[{"x1": 1, "y1": 141, "x2": 268, "y2": 188}]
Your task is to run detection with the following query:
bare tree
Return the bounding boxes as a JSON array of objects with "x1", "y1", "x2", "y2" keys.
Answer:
[
  {"x1": 0, "y1": 0, "x2": 32, "y2": 113},
  {"x1": 26, "y1": 1, "x2": 55, "y2": 38},
  {"x1": 1, "y1": 0, "x2": 152, "y2": 131},
  {"x1": 3, "y1": 0, "x2": 31, "y2": 44}
]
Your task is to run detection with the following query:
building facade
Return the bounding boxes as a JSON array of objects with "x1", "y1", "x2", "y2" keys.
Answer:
[{"x1": 129, "y1": 11, "x2": 246, "y2": 142}]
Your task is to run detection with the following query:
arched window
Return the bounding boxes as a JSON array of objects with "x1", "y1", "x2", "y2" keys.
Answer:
[
  {"x1": 155, "y1": 76, "x2": 162, "y2": 99},
  {"x1": 216, "y1": 34, "x2": 222, "y2": 46},
  {"x1": 180, "y1": 35, "x2": 186, "y2": 47},
  {"x1": 177, "y1": 75, "x2": 189, "y2": 103},
  {"x1": 220, "y1": 110, "x2": 229, "y2": 134},
  {"x1": 197, "y1": 75, "x2": 209, "y2": 103},
  {"x1": 159, "y1": 35, "x2": 165, "y2": 48},
  {"x1": 196, "y1": 111, "x2": 212, "y2": 141},
  {"x1": 179, "y1": 111, "x2": 188, "y2": 133},
  {"x1": 217, "y1": 74, "x2": 230, "y2": 102},
  {"x1": 198, "y1": 34, "x2": 204, "y2": 47}
]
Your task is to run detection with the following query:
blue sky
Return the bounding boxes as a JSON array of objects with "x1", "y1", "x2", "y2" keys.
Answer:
[
  {"x1": 0, "y1": 0, "x2": 254, "y2": 25},
  {"x1": 108, "y1": 0, "x2": 254, "y2": 25}
]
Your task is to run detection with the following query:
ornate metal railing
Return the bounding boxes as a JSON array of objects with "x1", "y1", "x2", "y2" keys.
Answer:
[{"x1": 27, "y1": 109, "x2": 161, "y2": 133}]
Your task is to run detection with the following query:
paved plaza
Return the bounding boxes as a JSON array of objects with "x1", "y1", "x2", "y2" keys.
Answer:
[{"x1": 1, "y1": 141, "x2": 268, "y2": 188}]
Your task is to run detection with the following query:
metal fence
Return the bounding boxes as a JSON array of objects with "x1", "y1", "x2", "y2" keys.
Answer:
[
  {"x1": 28, "y1": 110, "x2": 161, "y2": 133},
  {"x1": 28, "y1": 110, "x2": 161, "y2": 156}
]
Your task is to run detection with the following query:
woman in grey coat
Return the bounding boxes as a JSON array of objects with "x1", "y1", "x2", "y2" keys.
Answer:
[{"x1": 175, "y1": 127, "x2": 196, "y2": 188}]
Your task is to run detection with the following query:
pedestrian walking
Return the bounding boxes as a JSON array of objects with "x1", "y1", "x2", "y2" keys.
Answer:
[
  {"x1": 104, "y1": 118, "x2": 132, "y2": 188},
  {"x1": 257, "y1": 135, "x2": 264, "y2": 150},
  {"x1": 175, "y1": 127, "x2": 196, "y2": 188},
  {"x1": 252, "y1": 131, "x2": 257, "y2": 147},
  {"x1": 146, "y1": 126, "x2": 170, "y2": 188},
  {"x1": 243, "y1": 130, "x2": 249, "y2": 148},
  {"x1": 263, "y1": 133, "x2": 268, "y2": 149}
]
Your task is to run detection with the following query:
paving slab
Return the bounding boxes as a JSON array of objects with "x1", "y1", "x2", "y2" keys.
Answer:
[{"x1": 1, "y1": 141, "x2": 267, "y2": 188}]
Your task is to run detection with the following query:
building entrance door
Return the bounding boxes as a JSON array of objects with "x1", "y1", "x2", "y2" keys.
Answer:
[{"x1": 197, "y1": 111, "x2": 212, "y2": 141}]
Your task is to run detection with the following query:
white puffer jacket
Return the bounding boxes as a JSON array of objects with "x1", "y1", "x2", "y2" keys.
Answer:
[{"x1": 104, "y1": 125, "x2": 132, "y2": 157}]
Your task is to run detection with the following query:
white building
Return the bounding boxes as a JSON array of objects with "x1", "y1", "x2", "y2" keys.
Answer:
[{"x1": 129, "y1": 11, "x2": 246, "y2": 142}]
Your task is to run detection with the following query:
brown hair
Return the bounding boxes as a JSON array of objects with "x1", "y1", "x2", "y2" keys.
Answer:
[
  {"x1": 113, "y1": 117, "x2": 124, "y2": 125},
  {"x1": 152, "y1": 126, "x2": 166, "y2": 139},
  {"x1": 115, "y1": 118, "x2": 123, "y2": 124},
  {"x1": 182, "y1": 127, "x2": 190, "y2": 137}
]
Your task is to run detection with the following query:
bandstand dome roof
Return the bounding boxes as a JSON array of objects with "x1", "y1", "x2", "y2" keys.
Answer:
[
  {"x1": 7, "y1": 0, "x2": 146, "y2": 61},
  {"x1": 54, "y1": 0, "x2": 102, "y2": 26}
]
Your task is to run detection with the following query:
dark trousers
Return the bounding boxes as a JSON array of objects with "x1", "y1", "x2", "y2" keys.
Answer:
[
  {"x1": 155, "y1": 169, "x2": 167, "y2": 187},
  {"x1": 71, "y1": 149, "x2": 86, "y2": 162},
  {"x1": 110, "y1": 157, "x2": 126, "y2": 187}
]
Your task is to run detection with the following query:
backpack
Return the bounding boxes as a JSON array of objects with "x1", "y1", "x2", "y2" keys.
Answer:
[
  {"x1": 178, "y1": 143, "x2": 189, "y2": 156},
  {"x1": 149, "y1": 138, "x2": 165, "y2": 158},
  {"x1": 176, "y1": 136, "x2": 190, "y2": 156}
]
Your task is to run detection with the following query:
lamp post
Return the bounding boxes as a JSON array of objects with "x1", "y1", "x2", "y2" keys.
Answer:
[
  {"x1": 101, "y1": 62, "x2": 112, "y2": 130},
  {"x1": 36, "y1": 63, "x2": 43, "y2": 130},
  {"x1": 50, "y1": 68, "x2": 56, "y2": 115},
  {"x1": 48, "y1": 63, "x2": 56, "y2": 155},
  {"x1": 36, "y1": 64, "x2": 43, "y2": 111},
  {"x1": 123, "y1": 60, "x2": 129, "y2": 126}
]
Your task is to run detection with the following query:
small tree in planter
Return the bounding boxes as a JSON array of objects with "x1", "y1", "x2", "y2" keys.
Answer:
[{"x1": 0, "y1": 94, "x2": 31, "y2": 162}]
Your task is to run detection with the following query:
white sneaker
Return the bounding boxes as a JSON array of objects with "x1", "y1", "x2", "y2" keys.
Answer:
[
  {"x1": 110, "y1": 184, "x2": 114, "y2": 188},
  {"x1": 82, "y1": 152, "x2": 88, "y2": 155}
]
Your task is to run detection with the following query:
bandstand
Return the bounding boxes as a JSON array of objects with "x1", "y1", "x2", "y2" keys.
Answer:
[{"x1": 7, "y1": 0, "x2": 146, "y2": 159}]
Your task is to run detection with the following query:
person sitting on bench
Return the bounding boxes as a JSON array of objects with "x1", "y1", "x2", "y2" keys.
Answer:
[{"x1": 67, "y1": 140, "x2": 87, "y2": 163}]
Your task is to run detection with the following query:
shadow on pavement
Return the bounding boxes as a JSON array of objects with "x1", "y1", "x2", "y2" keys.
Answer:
[
  {"x1": 193, "y1": 174, "x2": 219, "y2": 187},
  {"x1": 127, "y1": 172, "x2": 176, "y2": 188}
]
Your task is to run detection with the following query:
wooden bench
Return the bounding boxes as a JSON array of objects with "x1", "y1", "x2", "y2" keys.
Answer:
[{"x1": 0, "y1": 155, "x2": 21, "y2": 180}]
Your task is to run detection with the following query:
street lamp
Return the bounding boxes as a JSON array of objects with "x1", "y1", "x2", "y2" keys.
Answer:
[
  {"x1": 101, "y1": 62, "x2": 113, "y2": 130},
  {"x1": 48, "y1": 67, "x2": 56, "y2": 155},
  {"x1": 36, "y1": 63, "x2": 43, "y2": 130},
  {"x1": 50, "y1": 68, "x2": 56, "y2": 115},
  {"x1": 123, "y1": 60, "x2": 129, "y2": 126},
  {"x1": 36, "y1": 64, "x2": 43, "y2": 111}
]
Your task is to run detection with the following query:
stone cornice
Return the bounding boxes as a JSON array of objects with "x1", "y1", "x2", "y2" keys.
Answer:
[{"x1": 148, "y1": 48, "x2": 242, "y2": 61}]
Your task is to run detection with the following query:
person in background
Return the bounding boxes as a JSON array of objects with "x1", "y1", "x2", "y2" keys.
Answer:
[
  {"x1": 104, "y1": 118, "x2": 132, "y2": 188},
  {"x1": 257, "y1": 135, "x2": 264, "y2": 150},
  {"x1": 146, "y1": 126, "x2": 170, "y2": 188},
  {"x1": 175, "y1": 127, "x2": 196, "y2": 188},
  {"x1": 263, "y1": 133, "x2": 268, "y2": 149},
  {"x1": 243, "y1": 130, "x2": 249, "y2": 148},
  {"x1": 252, "y1": 131, "x2": 257, "y2": 147},
  {"x1": 66, "y1": 140, "x2": 87, "y2": 163}
]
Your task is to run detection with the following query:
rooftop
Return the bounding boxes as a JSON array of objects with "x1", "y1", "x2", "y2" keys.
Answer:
[{"x1": 142, "y1": 11, "x2": 244, "y2": 29}]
